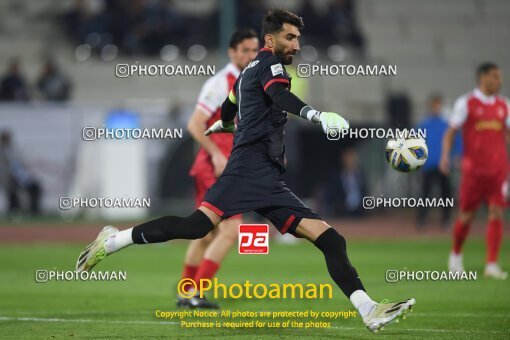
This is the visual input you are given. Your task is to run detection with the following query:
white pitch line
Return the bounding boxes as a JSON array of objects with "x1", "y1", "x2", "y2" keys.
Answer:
[
  {"x1": 0, "y1": 316, "x2": 508, "y2": 334},
  {"x1": 0, "y1": 316, "x2": 178, "y2": 326}
]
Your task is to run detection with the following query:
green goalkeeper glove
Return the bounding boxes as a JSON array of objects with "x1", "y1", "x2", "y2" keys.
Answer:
[
  {"x1": 300, "y1": 106, "x2": 349, "y2": 135},
  {"x1": 204, "y1": 120, "x2": 236, "y2": 136},
  {"x1": 319, "y1": 112, "x2": 350, "y2": 135}
]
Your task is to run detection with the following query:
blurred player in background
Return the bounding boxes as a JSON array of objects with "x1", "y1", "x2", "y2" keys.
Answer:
[
  {"x1": 179, "y1": 29, "x2": 259, "y2": 309},
  {"x1": 440, "y1": 62, "x2": 509, "y2": 279},
  {"x1": 416, "y1": 93, "x2": 460, "y2": 229}
]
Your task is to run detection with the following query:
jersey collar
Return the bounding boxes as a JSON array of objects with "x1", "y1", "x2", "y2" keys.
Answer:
[
  {"x1": 473, "y1": 87, "x2": 496, "y2": 105},
  {"x1": 260, "y1": 47, "x2": 273, "y2": 53}
]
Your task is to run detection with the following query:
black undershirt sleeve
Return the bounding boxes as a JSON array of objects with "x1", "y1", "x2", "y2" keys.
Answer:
[
  {"x1": 265, "y1": 82, "x2": 308, "y2": 116},
  {"x1": 220, "y1": 96, "x2": 237, "y2": 122}
]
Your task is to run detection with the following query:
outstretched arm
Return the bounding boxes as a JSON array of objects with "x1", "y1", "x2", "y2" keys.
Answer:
[
  {"x1": 265, "y1": 82, "x2": 349, "y2": 133},
  {"x1": 206, "y1": 82, "x2": 349, "y2": 136}
]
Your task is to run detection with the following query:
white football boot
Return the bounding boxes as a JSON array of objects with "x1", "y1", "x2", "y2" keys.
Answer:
[
  {"x1": 484, "y1": 263, "x2": 508, "y2": 280},
  {"x1": 448, "y1": 252, "x2": 464, "y2": 273},
  {"x1": 76, "y1": 226, "x2": 118, "y2": 272},
  {"x1": 363, "y1": 298, "x2": 415, "y2": 332}
]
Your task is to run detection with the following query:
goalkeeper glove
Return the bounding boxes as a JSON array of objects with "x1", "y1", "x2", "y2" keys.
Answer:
[
  {"x1": 318, "y1": 111, "x2": 350, "y2": 134},
  {"x1": 300, "y1": 106, "x2": 349, "y2": 134},
  {"x1": 204, "y1": 120, "x2": 236, "y2": 136}
]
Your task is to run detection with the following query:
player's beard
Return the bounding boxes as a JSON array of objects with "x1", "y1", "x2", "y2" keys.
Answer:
[{"x1": 275, "y1": 46, "x2": 294, "y2": 65}]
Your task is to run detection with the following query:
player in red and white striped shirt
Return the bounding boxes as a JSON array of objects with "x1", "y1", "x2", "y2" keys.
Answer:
[
  {"x1": 440, "y1": 62, "x2": 509, "y2": 279},
  {"x1": 178, "y1": 29, "x2": 259, "y2": 307}
]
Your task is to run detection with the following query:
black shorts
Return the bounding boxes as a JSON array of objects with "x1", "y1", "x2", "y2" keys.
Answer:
[{"x1": 201, "y1": 144, "x2": 322, "y2": 236}]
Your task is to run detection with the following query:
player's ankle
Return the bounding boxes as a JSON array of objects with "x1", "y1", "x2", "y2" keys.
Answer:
[
  {"x1": 104, "y1": 228, "x2": 133, "y2": 254},
  {"x1": 350, "y1": 290, "x2": 376, "y2": 318}
]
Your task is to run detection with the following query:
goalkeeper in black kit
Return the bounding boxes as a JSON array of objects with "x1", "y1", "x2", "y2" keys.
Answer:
[{"x1": 75, "y1": 9, "x2": 415, "y2": 332}]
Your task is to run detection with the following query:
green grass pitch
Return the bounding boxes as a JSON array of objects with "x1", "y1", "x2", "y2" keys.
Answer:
[{"x1": 0, "y1": 238, "x2": 508, "y2": 339}]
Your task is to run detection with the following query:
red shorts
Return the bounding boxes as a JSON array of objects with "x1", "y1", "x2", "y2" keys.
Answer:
[
  {"x1": 459, "y1": 170, "x2": 508, "y2": 211},
  {"x1": 194, "y1": 172, "x2": 242, "y2": 220}
]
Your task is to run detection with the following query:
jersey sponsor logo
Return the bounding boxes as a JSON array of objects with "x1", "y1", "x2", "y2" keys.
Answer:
[
  {"x1": 238, "y1": 224, "x2": 269, "y2": 254},
  {"x1": 241, "y1": 60, "x2": 259, "y2": 74},
  {"x1": 474, "y1": 119, "x2": 503, "y2": 131},
  {"x1": 270, "y1": 63, "x2": 284, "y2": 76}
]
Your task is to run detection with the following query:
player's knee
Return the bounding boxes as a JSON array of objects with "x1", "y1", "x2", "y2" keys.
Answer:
[
  {"x1": 488, "y1": 206, "x2": 503, "y2": 220},
  {"x1": 193, "y1": 228, "x2": 211, "y2": 239},
  {"x1": 200, "y1": 230, "x2": 215, "y2": 243},
  {"x1": 217, "y1": 220, "x2": 239, "y2": 244},
  {"x1": 314, "y1": 228, "x2": 346, "y2": 254},
  {"x1": 218, "y1": 226, "x2": 238, "y2": 245},
  {"x1": 332, "y1": 231, "x2": 347, "y2": 252},
  {"x1": 458, "y1": 210, "x2": 475, "y2": 224},
  {"x1": 180, "y1": 210, "x2": 215, "y2": 239},
  {"x1": 191, "y1": 231, "x2": 214, "y2": 247}
]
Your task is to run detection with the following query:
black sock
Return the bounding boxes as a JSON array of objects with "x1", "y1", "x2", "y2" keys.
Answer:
[
  {"x1": 132, "y1": 210, "x2": 214, "y2": 244},
  {"x1": 314, "y1": 228, "x2": 365, "y2": 297}
]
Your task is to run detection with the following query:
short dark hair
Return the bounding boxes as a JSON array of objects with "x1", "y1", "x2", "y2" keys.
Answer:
[
  {"x1": 476, "y1": 62, "x2": 499, "y2": 80},
  {"x1": 261, "y1": 9, "x2": 304, "y2": 38},
  {"x1": 229, "y1": 28, "x2": 258, "y2": 49}
]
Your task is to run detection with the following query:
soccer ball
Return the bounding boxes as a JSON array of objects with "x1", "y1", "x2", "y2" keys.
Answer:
[{"x1": 385, "y1": 137, "x2": 428, "y2": 172}]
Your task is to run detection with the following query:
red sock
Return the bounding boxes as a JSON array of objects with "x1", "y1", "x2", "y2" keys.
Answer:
[
  {"x1": 452, "y1": 219, "x2": 471, "y2": 254},
  {"x1": 486, "y1": 219, "x2": 503, "y2": 263},
  {"x1": 194, "y1": 259, "x2": 220, "y2": 283},
  {"x1": 182, "y1": 265, "x2": 199, "y2": 291}
]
